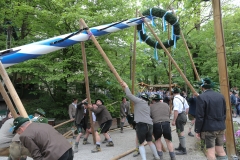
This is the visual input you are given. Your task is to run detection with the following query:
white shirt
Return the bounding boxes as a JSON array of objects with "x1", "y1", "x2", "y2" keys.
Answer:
[
  {"x1": 173, "y1": 95, "x2": 189, "y2": 113},
  {"x1": 92, "y1": 112, "x2": 96, "y2": 122},
  {"x1": 72, "y1": 103, "x2": 77, "y2": 108}
]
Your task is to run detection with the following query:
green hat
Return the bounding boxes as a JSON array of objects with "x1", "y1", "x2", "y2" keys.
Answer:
[
  {"x1": 140, "y1": 93, "x2": 149, "y2": 101},
  {"x1": 95, "y1": 99, "x2": 104, "y2": 105},
  {"x1": 198, "y1": 78, "x2": 214, "y2": 89},
  {"x1": 35, "y1": 108, "x2": 46, "y2": 117},
  {"x1": 37, "y1": 117, "x2": 48, "y2": 124},
  {"x1": 173, "y1": 87, "x2": 181, "y2": 93},
  {"x1": 152, "y1": 94, "x2": 163, "y2": 100},
  {"x1": 12, "y1": 117, "x2": 29, "y2": 134}
]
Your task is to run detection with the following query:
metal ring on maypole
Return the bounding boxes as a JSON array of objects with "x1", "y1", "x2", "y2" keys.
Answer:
[{"x1": 137, "y1": 8, "x2": 180, "y2": 49}]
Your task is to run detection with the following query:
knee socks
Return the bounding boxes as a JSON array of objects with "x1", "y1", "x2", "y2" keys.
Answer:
[
  {"x1": 179, "y1": 136, "x2": 186, "y2": 148},
  {"x1": 158, "y1": 151, "x2": 163, "y2": 156},
  {"x1": 149, "y1": 143, "x2": 160, "y2": 158},
  {"x1": 120, "y1": 122, "x2": 124, "y2": 129},
  {"x1": 139, "y1": 145, "x2": 146, "y2": 160},
  {"x1": 216, "y1": 155, "x2": 228, "y2": 160},
  {"x1": 169, "y1": 151, "x2": 175, "y2": 158}
]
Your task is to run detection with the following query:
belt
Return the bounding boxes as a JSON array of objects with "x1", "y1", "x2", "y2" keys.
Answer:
[
  {"x1": 178, "y1": 112, "x2": 185, "y2": 115},
  {"x1": 157, "y1": 121, "x2": 169, "y2": 124}
]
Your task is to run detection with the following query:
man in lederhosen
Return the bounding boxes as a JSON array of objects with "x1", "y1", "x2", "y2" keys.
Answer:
[{"x1": 172, "y1": 87, "x2": 189, "y2": 155}]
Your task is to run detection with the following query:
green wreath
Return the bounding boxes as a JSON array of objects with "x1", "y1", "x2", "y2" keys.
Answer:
[{"x1": 137, "y1": 8, "x2": 180, "y2": 49}]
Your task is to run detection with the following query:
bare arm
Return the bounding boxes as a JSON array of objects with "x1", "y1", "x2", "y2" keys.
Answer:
[{"x1": 172, "y1": 110, "x2": 178, "y2": 126}]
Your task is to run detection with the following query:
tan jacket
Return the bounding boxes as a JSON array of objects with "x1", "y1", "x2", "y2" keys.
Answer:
[
  {"x1": 68, "y1": 103, "x2": 76, "y2": 119},
  {"x1": 120, "y1": 101, "x2": 130, "y2": 117},
  {"x1": 20, "y1": 123, "x2": 72, "y2": 160}
]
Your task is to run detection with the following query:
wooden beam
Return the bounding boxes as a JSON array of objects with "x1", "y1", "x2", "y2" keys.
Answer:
[
  {"x1": 212, "y1": 0, "x2": 236, "y2": 158},
  {"x1": 0, "y1": 82, "x2": 18, "y2": 118},
  {"x1": 131, "y1": 9, "x2": 138, "y2": 113},
  {"x1": 0, "y1": 62, "x2": 28, "y2": 118},
  {"x1": 80, "y1": 36, "x2": 96, "y2": 144},
  {"x1": 80, "y1": 19, "x2": 123, "y2": 85}
]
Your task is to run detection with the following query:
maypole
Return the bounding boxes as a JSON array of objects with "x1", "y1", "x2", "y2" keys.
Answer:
[{"x1": 0, "y1": 16, "x2": 157, "y2": 68}]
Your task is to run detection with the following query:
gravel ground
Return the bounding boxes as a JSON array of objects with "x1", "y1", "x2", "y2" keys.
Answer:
[{"x1": 0, "y1": 122, "x2": 208, "y2": 160}]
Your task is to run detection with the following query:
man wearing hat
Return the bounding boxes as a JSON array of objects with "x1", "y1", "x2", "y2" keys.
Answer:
[
  {"x1": 195, "y1": 78, "x2": 227, "y2": 160},
  {"x1": 172, "y1": 87, "x2": 189, "y2": 155},
  {"x1": 88, "y1": 99, "x2": 114, "y2": 153},
  {"x1": 32, "y1": 108, "x2": 48, "y2": 123},
  {"x1": 121, "y1": 81, "x2": 160, "y2": 160},
  {"x1": 150, "y1": 94, "x2": 176, "y2": 160},
  {"x1": 0, "y1": 110, "x2": 30, "y2": 160},
  {"x1": 0, "y1": 117, "x2": 15, "y2": 157},
  {"x1": 12, "y1": 116, "x2": 73, "y2": 160},
  {"x1": 73, "y1": 98, "x2": 91, "y2": 153}
]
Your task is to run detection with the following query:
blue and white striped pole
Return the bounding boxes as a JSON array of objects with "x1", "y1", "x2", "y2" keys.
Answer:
[{"x1": 0, "y1": 16, "x2": 153, "y2": 68}]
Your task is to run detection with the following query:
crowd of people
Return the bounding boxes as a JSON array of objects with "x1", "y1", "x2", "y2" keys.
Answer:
[{"x1": 0, "y1": 77, "x2": 229, "y2": 160}]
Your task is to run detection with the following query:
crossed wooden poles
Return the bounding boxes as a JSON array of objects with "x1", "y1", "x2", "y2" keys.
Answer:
[{"x1": 0, "y1": 2, "x2": 236, "y2": 158}]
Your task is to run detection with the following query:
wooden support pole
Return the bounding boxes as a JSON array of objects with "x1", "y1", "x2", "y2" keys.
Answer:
[
  {"x1": 180, "y1": 31, "x2": 200, "y2": 81},
  {"x1": 0, "y1": 61, "x2": 28, "y2": 118},
  {"x1": 0, "y1": 82, "x2": 18, "y2": 118},
  {"x1": 139, "y1": 13, "x2": 197, "y2": 94},
  {"x1": 80, "y1": 19, "x2": 123, "y2": 84},
  {"x1": 106, "y1": 101, "x2": 119, "y2": 107},
  {"x1": 80, "y1": 37, "x2": 96, "y2": 144},
  {"x1": 212, "y1": 0, "x2": 236, "y2": 158},
  {"x1": 63, "y1": 130, "x2": 72, "y2": 138},
  {"x1": 171, "y1": 10, "x2": 200, "y2": 82},
  {"x1": 167, "y1": 20, "x2": 173, "y2": 113},
  {"x1": 131, "y1": 9, "x2": 138, "y2": 113},
  {"x1": 53, "y1": 119, "x2": 73, "y2": 129}
]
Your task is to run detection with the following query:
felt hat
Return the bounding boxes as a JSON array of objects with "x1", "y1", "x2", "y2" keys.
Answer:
[
  {"x1": 37, "y1": 117, "x2": 48, "y2": 124},
  {"x1": 198, "y1": 78, "x2": 214, "y2": 89},
  {"x1": 95, "y1": 99, "x2": 104, "y2": 105},
  {"x1": 35, "y1": 108, "x2": 46, "y2": 117},
  {"x1": 173, "y1": 87, "x2": 181, "y2": 93},
  {"x1": 140, "y1": 93, "x2": 149, "y2": 101},
  {"x1": 12, "y1": 117, "x2": 29, "y2": 134},
  {"x1": 152, "y1": 94, "x2": 163, "y2": 100}
]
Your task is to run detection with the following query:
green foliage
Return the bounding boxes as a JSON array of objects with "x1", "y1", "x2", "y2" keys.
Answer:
[
  {"x1": 1, "y1": 0, "x2": 240, "y2": 118},
  {"x1": 106, "y1": 105, "x2": 120, "y2": 118}
]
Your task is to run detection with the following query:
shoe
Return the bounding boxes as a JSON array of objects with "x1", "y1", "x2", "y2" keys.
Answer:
[
  {"x1": 120, "y1": 129, "x2": 123, "y2": 133},
  {"x1": 106, "y1": 141, "x2": 114, "y2": 147},
  {"x1": 133, "y1": 149, "x2": 140, "y2": 157},
  {"x1": 170, "y1": 157, "x2": 176, "y2": 160},
  {"x1": 175, "y1": 143, "x2": 182, "y2": 151},
  {"x1": 175, "y1": 147, "x2": 187, "y2": 155},
  {"x1": 73, "y1": 145, "x2": 78, "y2": 153},
  {"x1": 83, "y1": 140, "x2": 91, "y2": 145},
  {"x1": 102, "y1": 138, "x2": 108, "y2": 144},
  {"x1": 91, "y1": 146, "x2": 101, "y2": 153},
  {"x1": 188, "y1": 132, "x2": 194, "y2": 137}
]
